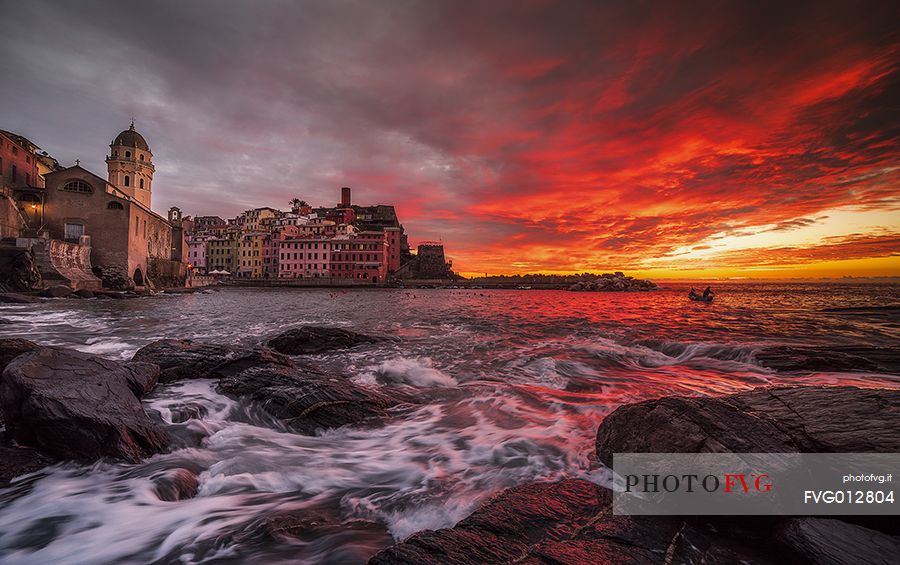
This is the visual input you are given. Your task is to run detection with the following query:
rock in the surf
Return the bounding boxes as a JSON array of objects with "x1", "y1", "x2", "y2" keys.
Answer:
[
  {"x1": 122, "y1": 361, "x2": 161, "y2": 398},
  {"x1": 595, "y1": 386, "x2": 900, "y2": 465},
  {"x1": 153, "y1": 467, "x2": 201, "y2": 501},
  {"x1": 132, "y1": 339, "x2": 293, "y2": 382},
  {"x1": 754, "y1": 345, "x2": 899, "y2": 374},
  {"x1": 267, "y1": 326, "x2": 386, "y2": 355},
  {"x1": 1, "y1": 347, "x2": 170, "y2": 462},
  {"x1": 39, "y1": 284, "x2": 73, "y2": 298},
  {"x1": 216, "y1": 363, "x2": 397, "y2": 434}
]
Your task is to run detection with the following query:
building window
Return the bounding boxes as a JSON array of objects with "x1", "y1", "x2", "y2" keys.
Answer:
[
  {"x1": 125, "y1": 151, "x2": 131, "y2": 158},
  {"x1": 139, "y1": 178, "x2": 144, "y2": 189},
  {"x1": 25, "y1": 173, "x2": 30, "y2": 185},
  {"x1": 11, "y1": 165, "x2": 17, "y2": 182},
  {"x1": 64, "y1": 223, "x2": 84, "y2": 241},
  {"x1": 62, "y1": 180, "x2": 93, "y2": 193},
  {"x1": 124, "y1": 175, "x2": 130, "y2": 187},
  {"x1": 139, "y1": 154, "x2": 144, "y2": 161},
  {"x1": 107, "y1": 201, "x2": 124, "y2": 210}
]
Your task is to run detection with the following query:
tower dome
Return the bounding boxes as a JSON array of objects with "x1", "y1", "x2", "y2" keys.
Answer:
[
  {"x1": 112, "y1": 124, "x2": 150, "y2": 151},
  {"x1": 107, "y1": 121, "x2": 155, "y2": 208}
]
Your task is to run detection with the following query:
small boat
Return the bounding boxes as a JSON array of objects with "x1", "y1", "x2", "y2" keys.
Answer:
[{"x1": 688, "y1": 290, "x2": 714, "y2": 303}]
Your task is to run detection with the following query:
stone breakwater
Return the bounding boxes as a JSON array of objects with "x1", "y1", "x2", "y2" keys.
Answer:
[
  {"x1": 1, "y1": 331, "x2": 898, "y2": 563},
  {"x1": 568, "y1": 272, "x2": 659, "y2": 292}
]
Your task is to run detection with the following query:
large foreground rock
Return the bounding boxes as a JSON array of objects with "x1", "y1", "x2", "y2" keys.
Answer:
[
  {"x1": 596, "y1": 386, "x2": 900, "y2": 465},
  {"x1": 1, "y1": 347, "x2": 169, "y2": 462},
  {"x1": 267, "y1": 326, "x2": 385, "y2": 355},
  {"x1": 218, "y1": 364, "x2": 397, "y2": 434},
  {"x1": 132, "y1": 338, "x2": 293, "y2": 382}
]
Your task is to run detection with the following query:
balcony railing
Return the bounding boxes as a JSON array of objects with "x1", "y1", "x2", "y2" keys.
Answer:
[{"x1": 105, "y1": 155, "x2": 155, "y2": 171}]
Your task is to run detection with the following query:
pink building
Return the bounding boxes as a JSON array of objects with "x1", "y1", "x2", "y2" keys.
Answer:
[
  {"x1": 278, "y1": 236, "x2": 331, "y2": 278},
  {"x1": 330, "y1": 230, "x2": 387, "y2": 282},
  {"x1": 187, "y1": 235, "x2": 208, "y2": 272}
]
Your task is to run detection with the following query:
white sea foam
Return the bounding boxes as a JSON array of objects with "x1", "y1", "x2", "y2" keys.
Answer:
[{"x1": 363, "y1": 357, "x2": 458, "y2": 387}]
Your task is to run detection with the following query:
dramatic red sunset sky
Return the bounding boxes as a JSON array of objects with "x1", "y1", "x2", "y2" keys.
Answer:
[{"x1": 2, "y1": 1, "x2": 898, "y2": 277}]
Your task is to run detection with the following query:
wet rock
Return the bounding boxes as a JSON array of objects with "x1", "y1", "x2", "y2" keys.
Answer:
[
  {"x1": 1, "y1": 347, "x2": 170, "y2": 462},
  {"x1": 0, "y1": 444, "x2": 56, "y2": 486},
  {"x1": 0, "y1": 339, "x2": 40, "y2": 427},
  {"x1": 596, "y1": 386, "x2": 900, "y2": 466},
  {"x1": 267, "y1": 326, "x2": 385, "y2": 355},
  {"x1": 72, "y1": 288, "x2": 95, "y2": 299},
  {"x1": 94, "y1": 290, "x2": 126, "y2": 299},
  {"x1": 755, "y1": 345, "x2": 900, "y2": 374},
  {"x1": 0, "y1": 292, "x2": 39, "y2": 303},
  {"x1": 153, "y1": 468, "x2": 200, "y2": 501},
  {"x1": 0, "y1": 338, "x2": 38, "y2": 374},
  {"x1": 40, "y1": 285, "x2": 72, "y2": 298},
  {"x1": 132, "y1": 339, "x2": 293, "y2": 383},
  {"x1": 217, "y1": 364, "x2": 396, "y2": 434},
  {"x1": 775, "y1": 518, "x2": 900, "y2": 565},
  {"x1": 262, "y1": 509, "x2": 387, "y2": 543},
  {"x1": 162, "y1": 287, "x2": 201, "y2": 294},
  {"x1": 122, "y1": 361, "x2": 160, "y2": 398}
]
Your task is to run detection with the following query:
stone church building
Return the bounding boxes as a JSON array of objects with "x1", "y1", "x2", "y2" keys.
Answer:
[{"x1": 41, "y1": 123, "x2": 183, "y2": 288}]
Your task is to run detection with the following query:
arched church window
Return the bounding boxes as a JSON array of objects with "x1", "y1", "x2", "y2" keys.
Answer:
[
  {"x1": 139, "y1": 154, "x2": 144, "y2": 161},
  {"x1": 125, "y1": 151, "x2": 131, "y2": 158},
  {"x1": 62, "y1": 180, "x2": 93, "y2": 193},
  {"x1": 107, "y1": 201, "x2": 124, "y2": 210},
  {"x1": 139, "y1": 178, "x2": 144, "y2": 189},
  {"x1": 124, "y1": 176, "x2": 130, "y2": 187}
]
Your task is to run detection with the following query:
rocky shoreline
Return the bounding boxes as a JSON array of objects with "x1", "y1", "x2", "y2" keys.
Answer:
[
  {"x1": 0, "y1": 284, "x2": 219, "y2": 304},
  {"x1": 373, "y1": 386, "x2": 900, "y2": 564},
  {"x1": 1, "y1": 332, "x2": 898, "y2": 563}
]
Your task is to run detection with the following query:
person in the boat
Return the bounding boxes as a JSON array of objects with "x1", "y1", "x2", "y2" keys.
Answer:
[{"x1": 702, "y1": 286, "x2": 712, "y2": 299}]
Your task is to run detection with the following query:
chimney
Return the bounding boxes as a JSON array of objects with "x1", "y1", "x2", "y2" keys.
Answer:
[{"x1": 341, "y1": 186, "x2": 351, "y2": 207}]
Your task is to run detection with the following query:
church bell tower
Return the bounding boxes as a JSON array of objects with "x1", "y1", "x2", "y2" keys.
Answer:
[{"x1": 107, "y1": 121, "x2": 154, "y2": 208}]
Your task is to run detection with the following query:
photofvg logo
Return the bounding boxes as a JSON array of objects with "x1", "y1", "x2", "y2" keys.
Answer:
[
  {"x1": 613, "y1": 453, "x2": 898, "y2": 516},
  {"x1": 624, "y1": 471, "x2": 772, "y2": 495}
]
